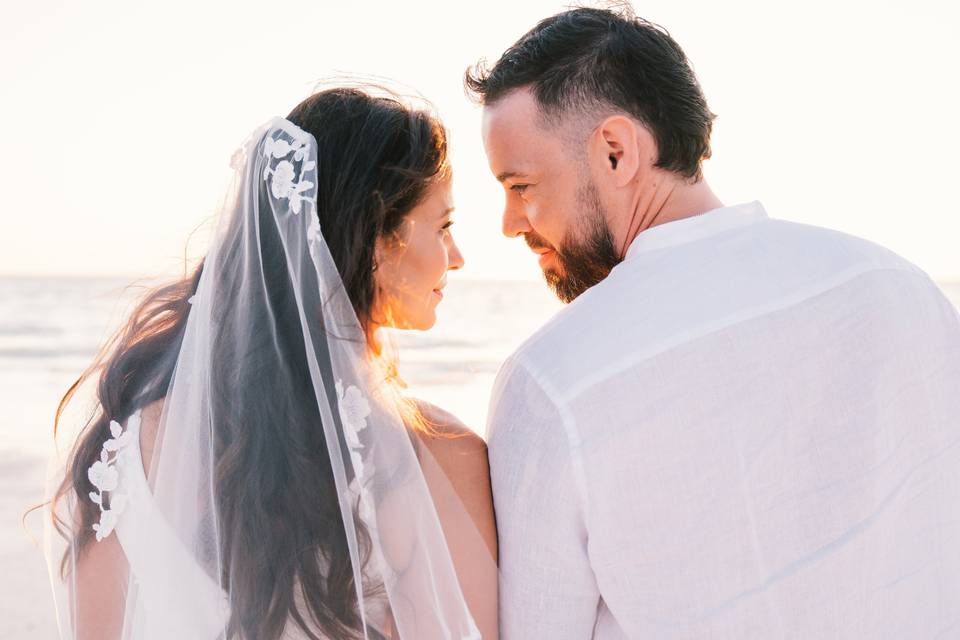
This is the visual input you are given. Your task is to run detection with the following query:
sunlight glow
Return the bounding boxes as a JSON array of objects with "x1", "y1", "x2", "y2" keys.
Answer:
[{"x1": 1, "y1": 0, "x2": 957, "y2": 281}]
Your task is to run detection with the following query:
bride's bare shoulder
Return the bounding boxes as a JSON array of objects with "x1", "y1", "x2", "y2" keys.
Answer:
[
  {"x1": 412, "y1": 399, "x2": 497, "y2": 557},
  {"x1": 413, "y1": 399, "x2": 488, "y2": 465}
]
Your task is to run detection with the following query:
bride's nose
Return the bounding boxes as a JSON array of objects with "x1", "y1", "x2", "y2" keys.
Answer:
[{"x1": 447, "y1": 238, "x2": 465, "y2": 271}]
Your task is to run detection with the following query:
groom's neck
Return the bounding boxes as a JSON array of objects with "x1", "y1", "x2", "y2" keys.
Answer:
[{"x1": 616, "y1": 176, "x2": 723, "y2": 258}]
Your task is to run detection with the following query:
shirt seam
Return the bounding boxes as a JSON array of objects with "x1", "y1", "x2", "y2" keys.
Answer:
[
  {"x1": 511, "y1": 353, "x2": 592, "y2": 529},
  {"x1": 565, "y1": 262, "x2": 924, "y2": 403}
]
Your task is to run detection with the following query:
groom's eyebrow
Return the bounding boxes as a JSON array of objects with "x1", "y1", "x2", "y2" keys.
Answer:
[{"x1": 496, "y1": 171, "x2": 526, "y2": 183}]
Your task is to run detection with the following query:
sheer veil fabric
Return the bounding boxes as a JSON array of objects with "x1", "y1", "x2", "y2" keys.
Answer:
[{"x1": 45, "y1": 118, "x2": 485, "y2": 639}]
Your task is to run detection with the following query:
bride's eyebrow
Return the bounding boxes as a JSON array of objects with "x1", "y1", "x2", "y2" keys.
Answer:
[{"x1": 437, "y1": 207, "x2": 455, "y2": 219}]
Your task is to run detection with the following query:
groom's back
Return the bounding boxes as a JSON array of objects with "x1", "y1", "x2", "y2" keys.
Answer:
[{"x1": 488, "y1": 202, "x2": 960, "y2": 638}]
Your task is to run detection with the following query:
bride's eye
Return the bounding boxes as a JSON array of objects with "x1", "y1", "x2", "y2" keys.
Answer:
[
  {"x1": 510, "y1": 184, "x2": 529, "y2": 195},
  {"x1": 440, "y1": 220, "x2": 454, "y2": 235}
]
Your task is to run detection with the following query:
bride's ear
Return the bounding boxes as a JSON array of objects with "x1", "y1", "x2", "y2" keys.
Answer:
[
  {"x1": 372, "y1": 236, "x2": 387, "y2": 276},
  {"x1": 373, "y1": 227, "x2": 407, "y2": 274}
]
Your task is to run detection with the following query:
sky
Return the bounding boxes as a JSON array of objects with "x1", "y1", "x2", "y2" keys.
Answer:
[{"x1": 1, "y1": 0, "x2": 957, "y2": 282}]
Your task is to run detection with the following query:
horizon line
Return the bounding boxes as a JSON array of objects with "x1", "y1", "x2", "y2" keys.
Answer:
[{"x1": 0, "y1": 271, "x2": 551, "y2": 284}]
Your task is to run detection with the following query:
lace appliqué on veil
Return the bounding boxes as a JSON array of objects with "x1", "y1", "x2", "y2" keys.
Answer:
[
  {"x1": 262, "y1": 135, "x2": 316, "y2": 215},
  {"x1": 336, "y1": 380, "x2": 377, "y2": 525},
  {"x1": 87, "y1": 412, "x2": 139, "y2": 541}
]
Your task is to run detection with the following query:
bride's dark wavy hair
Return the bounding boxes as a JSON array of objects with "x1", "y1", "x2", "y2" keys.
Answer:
[{"x1": 47, "y1": 86, "x2": 450, "y2": 639}]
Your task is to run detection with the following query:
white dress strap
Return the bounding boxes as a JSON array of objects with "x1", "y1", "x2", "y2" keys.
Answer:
[{"x1": 113, "y1": 409, "x2": 230, "y2": 639}]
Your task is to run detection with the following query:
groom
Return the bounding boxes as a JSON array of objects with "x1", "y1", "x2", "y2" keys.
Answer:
[{"x1": 471, "y1": 7, "x2": 960, "y2": 639}]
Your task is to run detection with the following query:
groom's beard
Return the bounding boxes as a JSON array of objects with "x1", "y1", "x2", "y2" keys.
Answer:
[{"x1": 527, "y1": 181, "x2": 621, "y2": 304}]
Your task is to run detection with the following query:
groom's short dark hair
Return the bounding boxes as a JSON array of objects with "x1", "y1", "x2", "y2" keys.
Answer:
[{"x1": 465, "y1": 5, "x2": 715, "y2": 180}]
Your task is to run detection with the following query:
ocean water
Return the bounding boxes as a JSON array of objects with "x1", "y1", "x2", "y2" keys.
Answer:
[
  {"x1": 1, "y1": 275, "x2": 957, "y2": 638},
  {"x1": 0, "y1": 276, "x2": 562, "y2": 460}
]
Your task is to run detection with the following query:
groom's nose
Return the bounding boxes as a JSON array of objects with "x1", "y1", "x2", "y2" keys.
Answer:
[{"x1": 502, "y1": 203, "x2": 532, "y2": 238}]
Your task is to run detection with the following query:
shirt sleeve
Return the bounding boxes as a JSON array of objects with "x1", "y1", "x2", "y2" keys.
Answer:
[{"x1": 486, "y1": 356, "x2": 600, "y2": 639}]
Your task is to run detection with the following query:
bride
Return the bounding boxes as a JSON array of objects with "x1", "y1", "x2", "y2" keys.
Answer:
[{"x1": 45, "y1": 87, "x2": 498, "y2": 639}]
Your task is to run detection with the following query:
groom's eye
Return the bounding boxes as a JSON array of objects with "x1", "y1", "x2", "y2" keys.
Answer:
[{"x1": 510, "y1": 184, "x2": 529, "y2": 194}]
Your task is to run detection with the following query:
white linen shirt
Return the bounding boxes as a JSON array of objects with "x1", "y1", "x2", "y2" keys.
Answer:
[{"x1": 487, "y1": 201, "x2": 960, "y2": 639}]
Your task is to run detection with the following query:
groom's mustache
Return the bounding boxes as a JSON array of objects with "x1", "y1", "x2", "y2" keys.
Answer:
[{"x1": 524, "y1": 232, "x2": 556, "y2": 254}]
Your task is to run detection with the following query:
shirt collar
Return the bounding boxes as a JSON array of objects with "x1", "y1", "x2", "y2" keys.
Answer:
[{"x1": 624, "y1": 201, "x2": 769, "y2": 260}]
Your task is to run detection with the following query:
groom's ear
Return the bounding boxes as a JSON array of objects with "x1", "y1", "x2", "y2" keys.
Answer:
[{"x1": 593, "y1": 115, "x2": 648, "y2": 188}]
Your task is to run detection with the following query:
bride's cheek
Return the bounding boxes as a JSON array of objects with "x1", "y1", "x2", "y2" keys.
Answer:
[{"x1": 438, "y1": 238, "x2": 452, "y2": 273}]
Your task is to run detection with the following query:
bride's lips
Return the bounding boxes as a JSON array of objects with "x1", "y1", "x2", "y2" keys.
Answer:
[{"x1": 432, "y1": 283, "x2": 446, "y2": 301}]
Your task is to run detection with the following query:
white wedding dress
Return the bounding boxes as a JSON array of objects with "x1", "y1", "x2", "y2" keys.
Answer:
[
  {"x1": 111, "y1": 407, "x2": 377, "y2": 640},
  {"x1": 110, "y1": 409, "x2": 231, "y2": 639}
]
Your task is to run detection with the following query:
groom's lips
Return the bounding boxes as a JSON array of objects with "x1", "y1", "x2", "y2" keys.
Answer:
[
  {"x1": 525, "y1": 234, "x2": 556, "y2": 269},
  {"x1": 533, "y1": 248, "x2": 554, "y2": 268}
]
